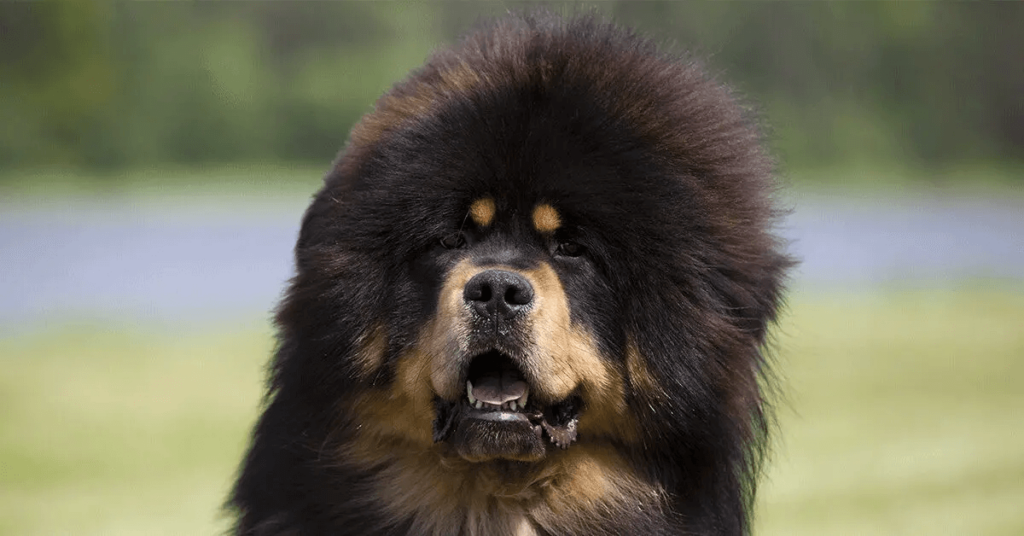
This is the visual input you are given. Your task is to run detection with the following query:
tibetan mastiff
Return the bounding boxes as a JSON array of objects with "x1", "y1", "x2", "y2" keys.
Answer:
[{"x1": 231, "y1": 11, "x2": 791, "y2": 536}]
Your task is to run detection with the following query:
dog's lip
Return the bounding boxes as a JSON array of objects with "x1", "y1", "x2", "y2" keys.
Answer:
[
  {"x1": 467, "y1": 410, "x2": 530, "y2": 423},
  {"x1": 431, "y1": 349, "x2": 582, "y2": 450},
  {"x1": 432, "y1": 391, "x2": 581, "y2": 450}
]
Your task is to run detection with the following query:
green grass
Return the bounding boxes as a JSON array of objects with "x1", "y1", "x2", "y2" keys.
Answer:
[
  {"x1": 1, "y1": 290, "x2": 1022, "y2": 535},
  {"x1": 757, "y1": 289, "x2": 1024, "y2": 535},
  {"x1": 0, "y1": 323, "x2": 270, "y2": 536}
]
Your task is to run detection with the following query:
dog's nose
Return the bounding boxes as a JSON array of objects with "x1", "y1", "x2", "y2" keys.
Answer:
[{"x1": 463, "y1": 270, "x2": 534, "y2": 319}]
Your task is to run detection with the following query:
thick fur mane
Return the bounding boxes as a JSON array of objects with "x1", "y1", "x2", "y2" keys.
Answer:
[{"x1": 231, "y1": 11, "x2": 790, "y2": 536}]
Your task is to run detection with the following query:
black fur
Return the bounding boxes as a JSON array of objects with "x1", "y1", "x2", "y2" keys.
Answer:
[{"x1": 231, "y1": 11, "x2": 791, "y2": 536}]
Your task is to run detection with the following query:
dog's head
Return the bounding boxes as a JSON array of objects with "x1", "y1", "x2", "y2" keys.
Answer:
[{"x1": 275, "y1": 13, "x2": 789, "y2": 471}]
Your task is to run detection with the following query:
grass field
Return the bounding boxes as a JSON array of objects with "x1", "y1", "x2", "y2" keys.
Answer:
[{"x1": 1, "y1": 288, "x2": 1022, "y2": 535}]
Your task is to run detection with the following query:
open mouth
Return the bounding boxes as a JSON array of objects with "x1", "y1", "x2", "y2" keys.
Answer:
[
  {"x1": 433, "y1": 350, "x2": 581, "y2": 453},
  {"x1": 466, "y1": 350, "x2": 531, "y2": 413}
]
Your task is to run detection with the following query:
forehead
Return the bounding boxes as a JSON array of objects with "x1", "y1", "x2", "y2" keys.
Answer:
[
  {"x1": 470, "y1": 196, "x2": 562, "y2": 235},
  {"x1": 337, "y1": 82, "x2": 688, "y2": 246}
]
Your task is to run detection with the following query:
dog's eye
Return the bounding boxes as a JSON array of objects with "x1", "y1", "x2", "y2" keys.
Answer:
[
  {"x1": 439, "y1": 232, "x2": 467, "y2": 249},
  {"x1": 555, "y1": 240, "x2": 585, "y2": 257}
]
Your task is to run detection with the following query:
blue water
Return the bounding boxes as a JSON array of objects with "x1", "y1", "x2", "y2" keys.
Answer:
[{"x1": 1, "y1": 191, "x2": 1022, "y2": 326}]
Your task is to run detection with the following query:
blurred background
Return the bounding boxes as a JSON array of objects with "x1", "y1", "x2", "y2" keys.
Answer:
[{"x1": 1, "y1": 2, "x2": 1021, "y2": 535}]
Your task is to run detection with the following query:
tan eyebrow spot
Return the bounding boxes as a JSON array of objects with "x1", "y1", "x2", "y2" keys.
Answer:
[
  {"x1": 532, "y1": 203, "x2": 561, "y2": 234},
  {"x1": 469, "y1": 197, "x2": 496, "y2": 227}
]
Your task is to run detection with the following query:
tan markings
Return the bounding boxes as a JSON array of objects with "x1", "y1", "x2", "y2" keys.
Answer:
[
  {"x1": 346, "y1": 349, "x2": 436, "y2": 451},
  {"x1": 469, "y1": 197, "x2": 496, "y2": 228},
  {"x1": 349, "y1": 259, "x2": 638, "y2": 449},
  {"x1": 345, "y1": 260, "x2": 651, "y2": 530},
  {"x1": 625, "y1": 339, "x2": 667, "y2": 402},
  {"x1": 346, "y1": 260, "x2": 478, "y2": 453},
  {"x1": 442, "y1": 59, "x2": 485, "y2": 93},
  {"x1": 349, "y1": 60, "x2": 485, "y2": 150},
  {"x1": 421, "y1": 260, "x2": 479, "y2": 400},
  {"x1": 531, "y1": 446, "x2": 666, "y2": 531},
  {"x1": 516, "y1": 517, "x2": 538, "y2": 536},
  {"x1": 522, "y1": 263, "x2": 636, "y2": 441},
  {"x1": 346, "y1": 440, "x2": 661, "y2": 536},
  {"x1": 351, "y1": 446, "x2": 543, "y2": 535},
  {"x1": 352, "y1": 324, "x2": 387, "y2": 381},
  {"x1": 531, "y1": 203, "x2": 561, "y2": 234}
]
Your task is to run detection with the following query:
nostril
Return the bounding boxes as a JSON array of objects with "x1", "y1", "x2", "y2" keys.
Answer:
[
  {"x1": 463, "y1": 270, "x2": 534, "y2": 318},
  {"x1": 505, "y1": 283, "x2": 533, "y2": 306},
  {"x1": 466, "y1": 283, "x2": 492, "y2": 303}
]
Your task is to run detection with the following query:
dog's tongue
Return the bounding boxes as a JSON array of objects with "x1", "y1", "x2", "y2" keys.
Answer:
[{"x1": 471, "y1": 367, "x2": 527, "y2": 405}]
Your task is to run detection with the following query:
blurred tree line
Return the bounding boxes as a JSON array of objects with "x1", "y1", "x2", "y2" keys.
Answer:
[{"x1": 0, "y1": 1, "x2": 1021, "y2": 179}]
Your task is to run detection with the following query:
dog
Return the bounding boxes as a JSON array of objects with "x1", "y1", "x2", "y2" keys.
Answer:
[{"x1": 230, "y1": 11, "x2": 791, "y2": 535}]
